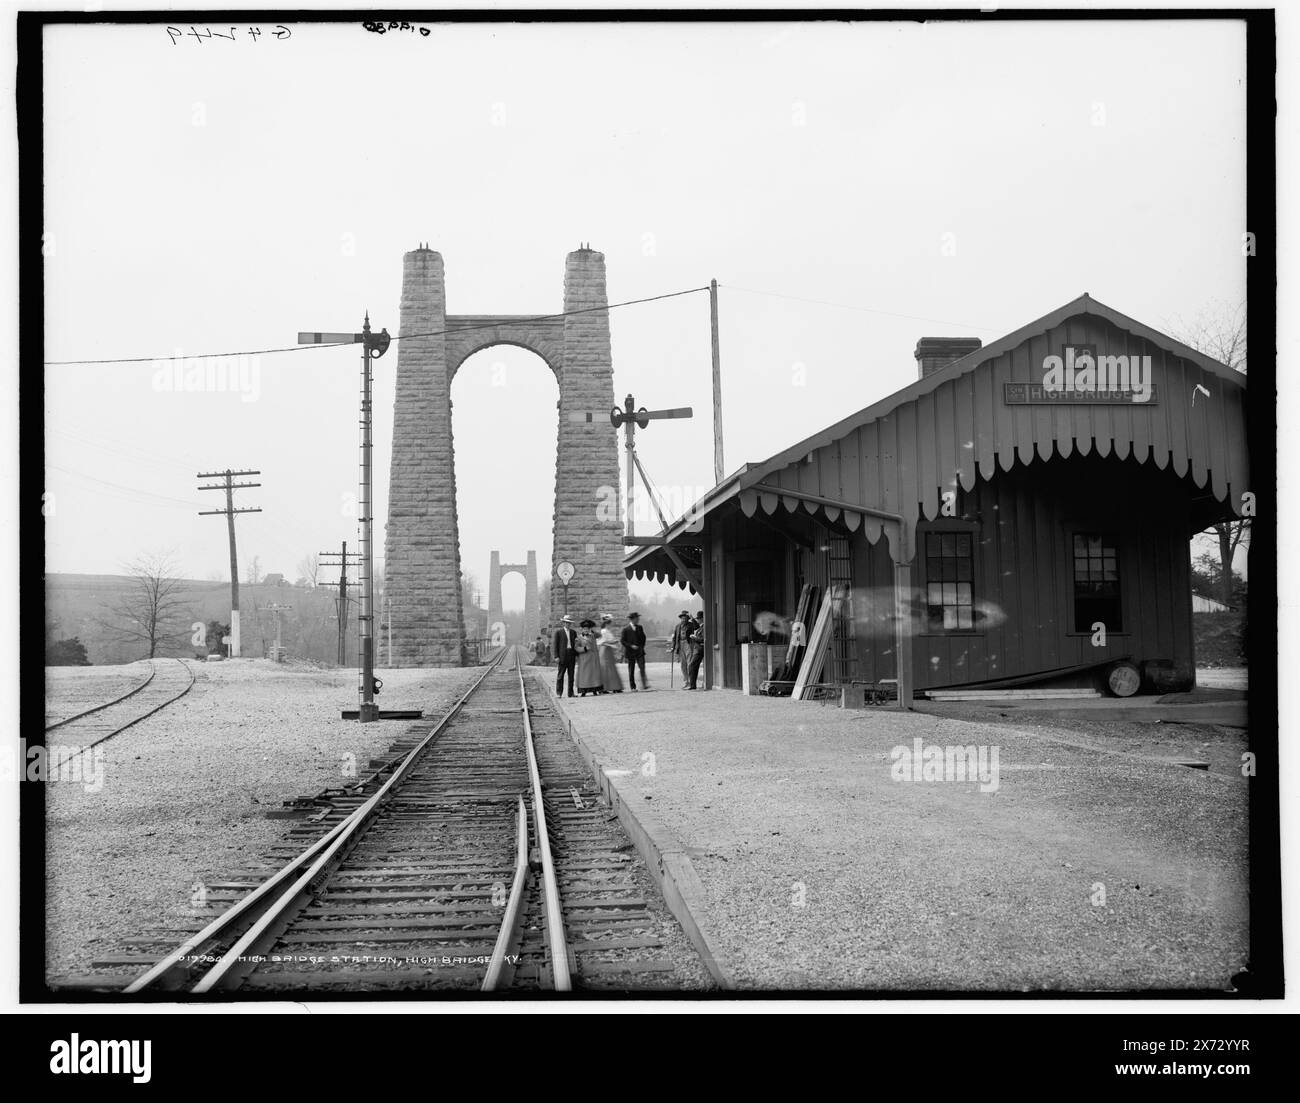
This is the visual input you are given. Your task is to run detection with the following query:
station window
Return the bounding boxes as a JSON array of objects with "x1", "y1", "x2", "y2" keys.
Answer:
[
  {"x1": 925, "y1": 532, "x2": 974, "y2": 631},
  {"x1": 1072, "y1": 533, "x2": 1122, "y2": 633}
]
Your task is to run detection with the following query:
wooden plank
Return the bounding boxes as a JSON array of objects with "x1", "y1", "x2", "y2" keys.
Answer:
[
  {"x1": 1168, "y1": 357, "x2": 1191, "y2": 478},
  {"x1": 1010, "y1": 336, "x2": 1037, "y2": 467},
  {"x1": 1051, "y1": 319, "x2": 1078, "y2": 459},
  {"x1": 897, "y1": 399, "x2": 921, "y2": 533},
  {"x1": 928, "y1": 688, "x2": 1101, "y2": 700},
  {"x1": 798, "y1": 439, "x2": 821, "y2": 501},
  {"x1": 876, "y1": 415, "x2": 897, "y2": 514},
  {"x1": 1031, "y1": 477, "x2": 1060, "y2": 668},
  {"x1": 1130, "y1": 341, "x2": 1153, "y2": 466},
  {"x1": 1153, "y1": 501, "x2": 1172, "y2": 661},
  {"x1": 839, "y1": 423, "x2": 862, "y2": 515},
  {"x1": 1222, "y1": 382, "x2": 1248, "y2": 505},
  {"x1": 1171, "y1": 522, "x2": 1195, "y2": 675},
  {"x1": 918, "y1": 389, "x2": 938, "y2": 519},
  {"x1": 859, "y1": 423, "x2": 879, "y2": 514},
  {"x1": 1088, "y1": 326, "x2": 1114, "y2": 459},
  {"x1": 974, "y1": 358, "x2": 997, "y2": 480},
  {"x1": 988, "y1": 476, "x2": 1017, "y2": 678},
  {"x1": 954, "y1": 370, "x2": 977, "y2": 492},
  {"x1": 1188, "y1": 363, "x2": 1211, "y2": 490},
  {"x1": 934, "y1": 381, "x2": 957, "y2": 510},
  {"x1": 1108, "y1": 326, "x2": 1134, "y2": 462},
  {"x1": 1150, "y1": 345, "x2": 1172, "y2": 469},
  {"x1": 992, "y1": 351, "x2": 1016, "y2": 472},
  {"x1": 1031, "y1": 330, "x2": 1055, "y2": 462},
  {"x1": 793, "y1": 585, "x2": 838, "y2": 698},
  {"x1": 1068, "y1": 324, "x2": 1093, "y2": 459},
  {"x1": 1206, "y1": 369, "x2": 1229, "y2": 503}
]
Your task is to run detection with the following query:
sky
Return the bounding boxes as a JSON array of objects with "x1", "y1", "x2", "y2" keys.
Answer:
[{"x1": 41, "y1": 17, "x2": 1248, "y2": 611}]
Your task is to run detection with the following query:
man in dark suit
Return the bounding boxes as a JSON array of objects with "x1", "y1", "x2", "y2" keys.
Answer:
[
  {"x1": 670, "y1": 611, "x2": 698, "y2": 690},
  {"x1": 553, "y1": 615, "x2": 577, "y2": 697},
  {"x1": 686, "y1": 609, "x2": 706, "y2": 690},
  {"x1": 620, "y1": 611, "x2": 648, "y2": 691}
]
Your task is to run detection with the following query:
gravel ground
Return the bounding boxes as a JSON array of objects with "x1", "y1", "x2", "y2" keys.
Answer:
[
  {"x1": 44, "y1": 661, "x2": 153, "y2": 725},
  {"x1": 44, "y1": 659, "x2": 482, "y2": 983},
  {"x1": 543, "y1": 682, "x2": 1250, "y2": 993}
]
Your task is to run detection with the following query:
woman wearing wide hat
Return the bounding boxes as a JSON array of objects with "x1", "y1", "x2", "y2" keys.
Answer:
[
  {"x1": 597, "y1": 614, "x2": 625, "y2": 693},
  {"x1": 574, "y1": 619, "x2": 604, "y2": 696}
]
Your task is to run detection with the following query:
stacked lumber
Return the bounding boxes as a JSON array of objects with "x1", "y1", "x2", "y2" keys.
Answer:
[
  {"x1": 793, "y1": 584, "x2": 845, "y2": 700},
  {"x1": 768, "y1": 584, "x2": 816, "y2": 691}
]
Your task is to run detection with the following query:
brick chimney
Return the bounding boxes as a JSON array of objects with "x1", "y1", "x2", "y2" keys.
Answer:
[{"x1": 915, "y1": 337, "x2": 982, "y2": 379}]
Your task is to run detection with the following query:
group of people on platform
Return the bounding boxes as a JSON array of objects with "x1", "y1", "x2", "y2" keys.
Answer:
[{"x1": 545, "y1": 610, "x2": 706, "y2": 697}]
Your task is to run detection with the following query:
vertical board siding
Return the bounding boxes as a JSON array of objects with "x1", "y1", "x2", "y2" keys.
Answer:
[
  {"x1": 954, "y1": 372, "x2": 978, "y2": 492},
  {"x1": 755, "y1": 311, "x2": 1247, "y2": 565},
  {"x1": 918, "y1": 389, "x2": 939, "y2": 519},
  {"x1": 975, "y1": 361, "x2": 998, "y2": 480},
  {"x1": 1150, "y1": 347, "x2": 1172, "y2": 469},
  {"x1": 905, "y1": 456, "x2": 1195, "y2": 690}
]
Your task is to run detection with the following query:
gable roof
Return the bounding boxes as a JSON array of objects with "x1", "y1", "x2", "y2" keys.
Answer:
[{"x1": 626, "y1": 292, "x2": 1250, "y2": 578}]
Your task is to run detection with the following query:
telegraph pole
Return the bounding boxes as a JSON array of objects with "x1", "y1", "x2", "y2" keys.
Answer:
[
  {"x1": 197, "y1": 468, "x2": 261, "y2": 658},
  {"x1": 319, "y1": 541, "x2": 361, "y2": 666},
  {"x1": 297, "y1": 317, "x2": 390, "y2": 721},
  {"x1": 710, "y1": 278, "x2": 725, "y2": 486}
]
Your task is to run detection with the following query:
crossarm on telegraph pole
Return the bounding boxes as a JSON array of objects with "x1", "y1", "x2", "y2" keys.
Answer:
[{"x1": 296, "y1": 320, "x2": 390, "y2": 722}]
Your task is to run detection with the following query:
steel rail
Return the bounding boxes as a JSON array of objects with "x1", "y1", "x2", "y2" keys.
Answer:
[
  {"x1": 516, "y1": 654, "x2": 572, "y2": 990},
  {"x1": 481, "y1": 795, "x2": 530, "y2": 992},
  {"x1": 51, "y1": 659, "x2": 197, "y2": 770},
  {"x1": 124, "y1": 649, "x2": 508, "y2": 994},
  {"x1": 45, "y1": 660, "x2": 158, "y2": 732}
]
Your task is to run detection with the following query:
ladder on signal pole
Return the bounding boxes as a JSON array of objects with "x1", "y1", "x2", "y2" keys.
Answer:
[{"x1": 828, "y1": 536, "x2": 858, "y2": 687}]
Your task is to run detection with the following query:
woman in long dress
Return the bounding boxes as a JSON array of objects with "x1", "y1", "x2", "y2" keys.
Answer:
[
  {"x1": 598, "y1": 614, "x2": 625, "y2": 694},
  {"x1": 574, "y1": 620, "x2": 603, "y2": 696}
]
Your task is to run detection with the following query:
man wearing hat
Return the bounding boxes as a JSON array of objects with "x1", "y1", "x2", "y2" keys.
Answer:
[
  {"x1": 686, "y1": 609, "x2": 706, "y2": 690},
  {"x1": 552, "y1": 615, "x2": 578, "y2": 697},
  {"x1": 620, "y1": 611, "x2": 649, "y2": 691},
  {"x1": 670, "y1": 610, "x2": 699, "y2": 690}
]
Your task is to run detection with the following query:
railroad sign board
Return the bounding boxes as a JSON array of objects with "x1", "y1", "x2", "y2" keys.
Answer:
[
  {"x1": 1003, "y1": 381, "x2": 1159, "y2": 405},
  {"x1": 555, "y1": 561, "x2": 575, "y2": 585}
]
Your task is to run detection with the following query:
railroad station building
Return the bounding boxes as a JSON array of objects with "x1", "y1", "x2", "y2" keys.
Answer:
[{"x1": 624, "y1": 294, "x2": 1250, "y2": 706}]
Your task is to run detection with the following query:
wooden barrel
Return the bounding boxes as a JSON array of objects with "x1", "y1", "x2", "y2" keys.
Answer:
[
  {"x1": 1106, "y1": 660, "x2": 1141, "y2": 697},
  {"x1": 1143, "y1": 659, "x2": 1180, "y2": 694}
]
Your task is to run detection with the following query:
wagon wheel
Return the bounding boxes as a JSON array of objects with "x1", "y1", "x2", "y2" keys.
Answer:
[{"x1": 1106, "y1": 660, "x2": 1141, "y2": 698}]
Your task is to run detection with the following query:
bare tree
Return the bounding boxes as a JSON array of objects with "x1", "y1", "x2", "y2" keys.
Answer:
[
  {"x1": 296, "y1": 552, "x2": 320, "y2": 588},
  {"x1": 1174, "y1": 299, "x2": 1247, "y2": 376},
  {"x1": 98, "y1": 552, "x2": 192, "y2": 659},
  {"x1": 1174, "y1": 300, "x2": 1249, "y2": 605},
  {"x1": 245, "y1": 555, "x2": 263, "y2": 585}
]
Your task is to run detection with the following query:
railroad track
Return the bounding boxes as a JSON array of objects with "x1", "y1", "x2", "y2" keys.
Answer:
[
  {"x1": 96, "y1": 646, "x2": 708, "y2": 995},
  {"x1": 43, "y1": 658, "x2": 196, "y2": 763}
]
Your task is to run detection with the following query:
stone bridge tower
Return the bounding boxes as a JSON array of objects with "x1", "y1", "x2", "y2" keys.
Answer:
[
  {"x1": 487, "y1": 550, "x2": 541, "y2": 643},
  {"x1": 384, "y1": 246, "x2": 629, "y2": 665}
]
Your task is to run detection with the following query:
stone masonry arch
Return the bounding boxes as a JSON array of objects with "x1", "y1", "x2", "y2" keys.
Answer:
[
  {"x1": 487, "y1": 550, "x2": 541, "y2": 643},
  {"x1": 384, "y1": 246, "x2": 629, "y2": 665}
]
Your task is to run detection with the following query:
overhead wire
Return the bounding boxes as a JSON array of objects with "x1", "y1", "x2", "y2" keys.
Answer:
[
  {"x1": 45, "y1": 282, "x2": 991, "y2": 365},
  {"x1": 42, "y1": 286, "x2": 711, "y2": 366}
]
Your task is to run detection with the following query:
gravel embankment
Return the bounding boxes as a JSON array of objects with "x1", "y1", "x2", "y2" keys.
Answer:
[
  {"x1": 543, "y1": 683, "x2": 1250, "y2": 993},
  {"x1": 44, "y1": 660, "x2": 482, "y2": 983}
]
